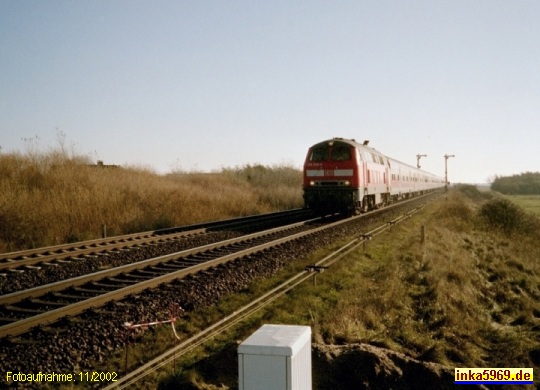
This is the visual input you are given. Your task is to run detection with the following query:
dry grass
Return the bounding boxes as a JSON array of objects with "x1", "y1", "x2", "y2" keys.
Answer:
[{"x1": 0, "y1": 151, "x2": 302, "y2": 252}]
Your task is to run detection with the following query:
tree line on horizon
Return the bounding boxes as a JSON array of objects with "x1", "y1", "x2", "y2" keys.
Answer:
[{"x1": 490, "y1": 172, "x2": 540, "y2": 195}]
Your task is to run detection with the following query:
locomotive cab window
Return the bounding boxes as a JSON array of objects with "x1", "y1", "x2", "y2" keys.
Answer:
[
  {"x1": 331, "y1": 144, "x2": 351, "y2": 161},
  {"x1": 309, "y1": 145, "x2": 329, "y2": 161}
]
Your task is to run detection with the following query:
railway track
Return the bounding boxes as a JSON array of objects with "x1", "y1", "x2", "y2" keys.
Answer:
[
  {"x1": 0, "y1": 209, "x2": 310, "y2": 272},
  {"x1": 0, "y1": 193, "x2": 440, "y2": 381},
  {"x1": 0, "y1": 195, "x2": 435, "y2": 340},
  {"x1": 0, "y1": 216, "x2": 325, "y2": 338}
]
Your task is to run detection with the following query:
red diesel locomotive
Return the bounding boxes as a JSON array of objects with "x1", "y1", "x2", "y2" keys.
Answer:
[{"x1": 303, "y1": 138, "x2": 445, "y2": 214}]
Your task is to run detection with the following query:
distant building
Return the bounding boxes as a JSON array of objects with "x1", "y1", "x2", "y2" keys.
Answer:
[{"x1": 91, "y1": 160, "x2": 120, "y2": 168}]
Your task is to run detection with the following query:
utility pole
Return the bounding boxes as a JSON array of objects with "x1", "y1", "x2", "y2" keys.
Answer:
[
  {"x1": 444, "y1": 154, "x2": 455, "y2": 191},
  {"x1": 416, "y1": 154, "x2": 427, "y2": 168}
]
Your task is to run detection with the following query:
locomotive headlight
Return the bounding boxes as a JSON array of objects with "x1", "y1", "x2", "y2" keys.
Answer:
[
  {"x1": 344, "y1": 180, "x2": 350, "y2": 186},
  {"x1": 310, "y1": 180, "x2": 316, "y2": 186}
]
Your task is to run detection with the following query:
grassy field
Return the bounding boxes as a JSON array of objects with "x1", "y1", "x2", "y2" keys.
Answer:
[
  {"x1": 0, "y1": 150, "x2": 303, "y2": 252},
  {"x1": 94, "y1": 186, "x2": 540, "y2": 389},
  {"x1": 504, "y1": 194, "x2": 540, "y2": 216}
]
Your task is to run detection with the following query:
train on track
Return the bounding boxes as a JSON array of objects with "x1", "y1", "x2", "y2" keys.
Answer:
[{"x1": 303, "y1": 138, "x2": 446, "y2": 215}]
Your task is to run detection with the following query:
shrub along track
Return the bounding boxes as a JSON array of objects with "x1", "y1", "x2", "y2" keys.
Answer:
[{"x1": 0, "y1": 195, "x2": 437, "y2": 384}]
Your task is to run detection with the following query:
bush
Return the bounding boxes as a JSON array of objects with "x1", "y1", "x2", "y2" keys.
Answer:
[
  {"x1": 456, "y1": 184, "x2": 492, "y2": 201},
  {"x1": 478, "y1": 199, "x2": 533, "y2": 236}
]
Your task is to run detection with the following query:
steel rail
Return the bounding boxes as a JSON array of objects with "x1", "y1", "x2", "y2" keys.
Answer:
[{"x1": 104, "y1": 199, "x2": 433, "y2": 389}]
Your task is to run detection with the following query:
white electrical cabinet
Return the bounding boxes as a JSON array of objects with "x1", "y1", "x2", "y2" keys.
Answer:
[{"x1": 238, "y1": 324, "x2": 312, "y2": 390}]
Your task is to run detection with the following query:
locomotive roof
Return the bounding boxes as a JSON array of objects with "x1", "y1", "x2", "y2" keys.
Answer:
[{"x1": 314, "y1": 137, "x2": 384, "y2": 154}]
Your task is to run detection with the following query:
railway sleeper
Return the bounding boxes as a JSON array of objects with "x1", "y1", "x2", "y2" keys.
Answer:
[
  {"x1": 53, "y1": 292, "x2": 89, "y2": 301},
  {"x1": 4, "y1": 305, "x2": 45, "y2": 314},
  {"x1": 172, "y1": 260, "x2": 204, "y2": 266},
  {"x1": 148, "y1": 265, "x2": 182, "y2": 272},
  {"x1": 194, "y1": 252, "x2": 221, "y2": 259},
  {"x1": 181, "y1": 257, "x2": 211, "y2": 265},
  {"x1": 86, "y1": 282, "x2": 121, "y2": 290},
  {"x1": 151, "y1": 263, "x2": 179, "y2": 270},
  {"x1": 68, "y1": 257, "x2": 88, "y2": 261},
  {"x1": 100, "y1": 278, "x2": 133, "y2": 286},
  {"x1": 117, "y1": 273, "x2": 151, "y2": 280},
  {"x1": 71, "y1": 286, "x2": 104, "y2": 295},
  {"x1": 30, "y1": 299, "x2": 65, "y2": 307},
  {"x1": 107, "y1": 277, "x2": 141, "y2": 284},
  {"x1": 154, "y1": 263, "x2": 187, "y2": 269},
  {"x1": 107, "y1": 249, "x2": 131, "y2": 254},
  {"x1": 135, "y1": 269, "x2": 163, "y2": 276},
  {"x1": 0, "y1": 317, "x2": 18, "y2": 325}
]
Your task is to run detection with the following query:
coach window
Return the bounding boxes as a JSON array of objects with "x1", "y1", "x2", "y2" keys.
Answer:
[
  {"x1": 331, "y1": 144, "x2": 351, "y2": 161},
  {"x1": 310, "y1": 145, "x2": 328, "y2": 161},
  {"x1": 364, "y1": 152, "x2": 372, "y2": 162}
]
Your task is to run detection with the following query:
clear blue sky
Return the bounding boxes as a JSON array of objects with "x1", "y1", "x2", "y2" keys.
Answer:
[{"x1": 2, "y1": 1, "x2": 539, "y2": 183}]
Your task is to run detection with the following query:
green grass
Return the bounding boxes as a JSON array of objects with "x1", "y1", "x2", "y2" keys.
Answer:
[{"x1": 504, "y1": 194, "x2": 540, "y2": 216}]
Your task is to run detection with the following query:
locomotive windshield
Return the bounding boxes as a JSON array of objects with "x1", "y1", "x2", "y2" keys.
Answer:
[
  {"x1": 309, "y1": 142, "x2": 352, "y2": 162},
  {"x1": 309, "y1": 145, "x2": 329, "y2": 161},
  {"x1": 330, "y1": 143, "x2": 351, "y2": 161}
]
